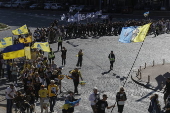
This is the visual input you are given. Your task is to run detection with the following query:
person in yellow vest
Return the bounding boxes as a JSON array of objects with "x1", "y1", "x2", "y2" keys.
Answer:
[
  {"x1": 48, "y1": 80, "x2": 58, "y2": 112},
  {"x1": 108, "y1": 51, "x2": 115, "y2": 70},
  {"x1": 48, "y1": 48, "x2": 55, "y2": 64},
  {"x1": 57, "y1": 35, "x2": 63, "y2": 51},
  {"x1": 39, "y1": 85, "x2": 49, "y2": 113}
]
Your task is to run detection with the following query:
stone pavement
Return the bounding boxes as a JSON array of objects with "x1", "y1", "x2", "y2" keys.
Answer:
[
  {"x1": 2, "y1": 9, "x2": 170, "y2": 113},
  {"x1": 132, "y1": 63, "x2": 170, "y2": 93}
]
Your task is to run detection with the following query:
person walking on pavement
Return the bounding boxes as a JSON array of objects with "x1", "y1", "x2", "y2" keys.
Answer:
[
  {"x1": 116, "y1": 87, "x2": 127, "y2": 113},
  {"x1": 76, "y1": 49, "x2": 83, "y2": 68},
  {"x1": 164, "y1": 77, "x2": 170, "y2": 106},
  {"x1": 70, "y1": 68, "x2": 83, "y2": 94},
  {"x1": 48, "y1": 80, "x2": 58, "y2": 112},
  {"x1": 5, "y1": 84, "x2": 17, "y2": 113},
  {"x1": 58, "y1": 35, "x2": 63, "y2": 51},
  {"x1": 96, "y1": 94, "x2": 115, "y2": 113},
  {"x1": 89, "y1": 87, "x2": 100, "y2": 113},
  {"x1": 61, "y1": 47, "x2": 67, "y2": 66},
  {"x1": 108, "y1": 51, "x2": 115, "y2": 70},
  {"x1": 39, "y1": 85, "x2": 49, "y2": 113},
  {"x1": 48, "y1": 48, "x2": 55, "y2": 64},
  {"x1": 148, "y1": 94, "x2": 161, "y2": 113}
]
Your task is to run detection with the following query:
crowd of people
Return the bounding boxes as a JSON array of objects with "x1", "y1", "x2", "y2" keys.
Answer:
[
  {"x1": 1, "y1": 18, "x2": 170, "y2": 113},
  {"x1": 26, "y1": 18, "x2": 170, "y2": 44}
]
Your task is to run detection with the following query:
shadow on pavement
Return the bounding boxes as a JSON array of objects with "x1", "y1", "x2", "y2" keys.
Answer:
[
  {"x1": 135, "y1": 72, "x2": 170, "y2": 102},
  {"x1": 101, "y1": 70, "x2": 111, "y2": 75},
  {"x1": 136, "y1": 90, "x2": 156, "y2": 102},
  {"x1": 0, "y1": 103, "x2": 7, "y2": 107}
]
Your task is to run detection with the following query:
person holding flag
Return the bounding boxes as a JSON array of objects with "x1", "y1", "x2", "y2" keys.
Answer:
[
  {"x1": 62, "y1": 91, "x2": 81, "y2": 113},
  {"x1": 69, "y1": 68, "x2": 83, "y2": 94}
]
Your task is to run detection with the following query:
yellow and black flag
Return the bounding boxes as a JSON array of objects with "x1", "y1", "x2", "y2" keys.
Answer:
[
  {"x1": 19, "y1": 35, "x2": 32, "y2": 43},
  {"x1": 12, "y1": 25, "x2": 29, "y2": 35}
]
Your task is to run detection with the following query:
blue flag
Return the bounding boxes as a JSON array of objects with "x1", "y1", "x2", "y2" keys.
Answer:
[
  {"x1": 119, "y1": 26, "x2": 136, "y2": 43},
  {"x1": 144, "y1": 11, "x2": 149, "y2": 17}
]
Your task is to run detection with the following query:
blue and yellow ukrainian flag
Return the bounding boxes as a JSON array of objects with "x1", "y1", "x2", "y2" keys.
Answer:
[
  {"x1": 132, "y1": 23, "x2": 151, "y2": 42},
  {"x1": 2, "y1": 43, "x2": 25, "y2": 59},
  {"x1": 12, "y1": 25, "x2": 29, "y2": 35},
  {"x1": 144, "y1": 11, "x2": 149, "y2": 17},
  {"x1": 0, "y1": 37, "x2": 13, "y2": 48},
  {"x1": 32, "y1": 42, "x2": 50, "y2": 52},
  {"x1": 119, "y1": 26, "x2": 136, "y2": 43}
]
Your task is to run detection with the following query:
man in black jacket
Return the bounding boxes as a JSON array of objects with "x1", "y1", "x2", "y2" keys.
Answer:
[{"x1": 108, "y1": 51, "x2": 115, "y2": 70}]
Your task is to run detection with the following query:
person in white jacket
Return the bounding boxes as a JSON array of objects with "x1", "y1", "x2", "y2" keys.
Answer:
[{"x1": 89, "y1": 87, "x2": 100, "y2": 113}]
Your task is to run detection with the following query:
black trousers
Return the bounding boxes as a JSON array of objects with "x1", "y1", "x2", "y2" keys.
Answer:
[
  {"x1": 73, "y1": 81, "x2": 79, "y2": 94},
  {"x1": 49, "y1": 57, "x2": 55, "y2": 64},
  {"x1": 58, "y1": 42, "x2": 62, "y2": 50},
  {"x1": 7, "y1": 70, "x2": 11, "y2": 81},
  {"x1": 117, "y1": 105, "x2": 124, "y2": 113},
  {"x1": 62, "y1": 58, "x2": 66, "y2": 65},
  {"x1": 110, "y1": 61, "x2": 114, "y2": 69},
  {"x1": 62, "y1": 107, "x2": 74, "y2": 113},
  {"x1": 76, "y1": 58, "x2": 82, "y2": 67}
]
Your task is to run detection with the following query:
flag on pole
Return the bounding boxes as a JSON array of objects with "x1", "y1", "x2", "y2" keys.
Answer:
[
  {"x1": 119, "y1": 26, "x2": 136, "y2": 43},
  {"x1": 144, "y1": 11, "x2": 149, "y2": 17},
  {"x1": 132, "y1": 23, "x2": 151, "y2": 42},
  {"x1": 2, "y1": 43, "x2": 25, "y2": 59},
  {"x1": 32, "y1": 42, "x2": 50, "y2": 52},
  {"x1": 12, "y1": 25, "x2": 29, "y2": 35},
  {"x1": 61, "y1": 14, "x2": 66, "y2": 21},
  {"x1": 0, "y1": 37, "x2": 13, "y2": 48}
]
